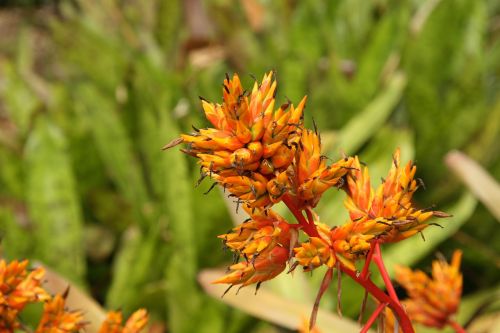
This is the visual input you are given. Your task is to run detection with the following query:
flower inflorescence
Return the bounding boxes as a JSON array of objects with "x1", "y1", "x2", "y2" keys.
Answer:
[
  {"x1": 166, "y1": 71, "x2": 452, "y2": 332},
  {"x1": 395, "y1": 250, "x2": 463, "y2": 330},
  {"x1": 0, "y1": 259, "x2": 148, "y2": 333}
]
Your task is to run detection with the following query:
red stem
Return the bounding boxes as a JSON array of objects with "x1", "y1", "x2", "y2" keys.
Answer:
[
  {"x1": 341, "y1": 265, "x2": 415, "y2": 333},
  {"x1": 282, "y1": 194, "x2": 319, "y2": 237},
  {"x1": 305, "y1": 208, "x2": 315, "y2": 226},
  {"x1": 360, "y1": 302, "x2": 387, "y2": 333},
  {"x1": 309, "y1": 268, "x2": 334, "y2": 330},
  {"x1": 372, "y1": 241, "x2": 401, "y2": 306},
  {"x1": 448, "y1": 320, "x2": 467, "y2": 333},
  {"x1": 360, "y1": 241, "x2": 375, "y2": 279}
]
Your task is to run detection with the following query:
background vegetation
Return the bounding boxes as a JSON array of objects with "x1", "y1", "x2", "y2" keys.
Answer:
[{"x1": 0, "y1": 0, "x2": 499, "y2": 332}]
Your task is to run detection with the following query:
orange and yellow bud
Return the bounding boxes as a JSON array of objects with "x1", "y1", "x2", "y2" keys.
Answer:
[
  {"x1": 0, "y1": 260, "x2": 50, "y2": 330},
  {"x1": 292, "y1": 130, "x2": 354, "y2": 208},
  {"x1": 216, "y1": 207, "x2": 294, "y2": 288},
  {"x1": 165, "y1": 71, "x2": 308, "y2": 208},
  {"x1": 213, "y1": 244, "x2": 290, "y2": 287},
  {"x1": 344, "y1": 149, "x2": 449, "y2": 243},
  {"x1": 395, "y1": 250, "x2": 463, "y2": 329},
  {"x1": 328, "y1": 221, "x2": 376, "y2": 270},
  {"x1": 219, "y1": 208, "x2": 291, "y2": 258},
  {"x1": 294, "y1": 236, "x2": 335, "y2": 271},
  {"x1": 98, "y1": 309, "x2": 148, "y2": 333},
  {"x1": 382, "y1": 307, "x2": 403, "y2": 333},
  {"x1": 35, "y1": 294, "x2": 86, "y2": 333}
]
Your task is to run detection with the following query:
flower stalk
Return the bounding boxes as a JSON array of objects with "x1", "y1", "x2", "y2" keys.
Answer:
[{"x1": 448, "y1": 320, "x2": 467, "y2": 333}]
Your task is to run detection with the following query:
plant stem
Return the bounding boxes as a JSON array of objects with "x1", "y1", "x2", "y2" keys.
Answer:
[
  {"x1": 360, "y1": 241, "x2": 375, "y2": 279},
  {"x1": 360, "y1": 302, "x2": 387, "y2": 333},
  {"x1": 340, "y1": 265, "x2": 415, "y2": 333},
  {"x1": 309, "y1": 268, "x2": 334, "y2": 330},
  {"x1": 372, "y1": 241, "x2": 401, "y2": 306},
  {"x1": 448, "y1": 320, "x2": 467, "y2": 333},
  {"x1": 282, "y1": 194, "x2": 319, "y2": 237}
]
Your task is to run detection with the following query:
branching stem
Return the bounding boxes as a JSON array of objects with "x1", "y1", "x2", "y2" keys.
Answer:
[
  {"x1": 341, "y1": 265, "x2": 415, "y2": 333},
  {"x1": 372, "y1": 241, "x2": 401, "y2": 306},
  {"x1": 360, "y1": 302, "x2": 387, "y2": 333},
  {"x1": 282, "y1": 194, "x2": 319, "y2": 237},
  {"x1": 448, "y1": 320, "x2": 467, "y2": 333}
]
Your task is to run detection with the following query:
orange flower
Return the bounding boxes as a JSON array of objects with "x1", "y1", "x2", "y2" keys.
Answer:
[
  {"x1": 213, "y1": 243, "x2": 290, "y2": 288},
  {"x1": 292, "y1": 130, "x2": 354, "y2": 208},
  {"x1": 329, "y1": 221, "x2": 376, "y2": 271},
  {"x1": 0, "y1": 259, "x2": 50, "y2": 330},
  {"x1": 294, "y1": 223, "x2": 336, "y2": 271},
  {"x1": 219, "y1": 207, "x2": 291, "y2": 258},
  {"x1": 382, "y1": 307, "x2": 403, "y2": 333},
  {"x1": 215, "y1": 206, "x2": 293, "y2": 288},
  {"x1": 395, "y1": 250, "x2": 463, "y2": 329},
  {"x1": 293, "y1": 219, "x2": 376, "y2": 272},
  {"x1": 98, "y1": 309, "x2": 148, "y2": 333},
  {"x1": 164, "y1": 71, "x2": 307, "y2": 208},
  {"x1": 35, "y1": 294, "x2": 85, "y2": 333},
  {"x1": 344, "y1": 149, "x2": 449, "y2": 243}
]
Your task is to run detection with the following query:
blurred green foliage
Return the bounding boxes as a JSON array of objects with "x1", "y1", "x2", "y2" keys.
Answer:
[{"x1": 0, "y1": 0, "x2": 498, "y2": 332}]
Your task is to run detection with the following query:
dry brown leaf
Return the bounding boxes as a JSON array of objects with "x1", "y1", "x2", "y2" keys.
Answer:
[
  {"x1": 199, "y1": 268, "x2": 365, "y2": 332},
  {"x1": 445, "y1": 150, "x2": 500, "y2": 222}
]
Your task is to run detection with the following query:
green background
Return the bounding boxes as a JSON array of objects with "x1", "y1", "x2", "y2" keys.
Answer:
[{"x1": 0, "y1": 0, "x2": 498, "y2": 332}]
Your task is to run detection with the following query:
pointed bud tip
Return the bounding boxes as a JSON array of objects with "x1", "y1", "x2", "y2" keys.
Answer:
[
  {"x1": 162, "y1": 137, "x2": 184, "y2": 150},
  {"x1": 432, "y1": 211, "x2": 452, "y2": 218}
]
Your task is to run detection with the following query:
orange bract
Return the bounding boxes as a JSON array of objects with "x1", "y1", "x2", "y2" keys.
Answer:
[
  {"x1": 213, "y1": 244, "x2": 290, "y2": 287},
  {"x1": 214, "y1": 206, "x2": 294, "y2": 287},
  {"x1": 0, "y1": 260, "x2": 50, "y2": 330},
  {"x1": 292, "y1": 130, "x2": 354, "y2": 208},
  {"x1": 344, "y1": 149, "x2": 449, "y2": 243},
  {"x1": 35, "y1": 294, "x2": 85, "y2": 333},
  {"x1": 395, "y1": 250, "x2": 463, "y2": 329},
  {"x1": 166, "y1": 71, "x2": 307, "y2": 208},
  {"x1": 99, "y1": 309, "x2": 148, "y2": 333},
  {"x1": 293, "y1": 223, "x2": 336, "y2": 271}
]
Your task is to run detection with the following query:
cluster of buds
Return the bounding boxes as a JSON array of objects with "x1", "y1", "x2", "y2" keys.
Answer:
[
  {"x1": 294, "y1": 150, "x2": 450, "y2": 272},
  {"x1": 166, "y1": 72, "x2": 453, "y2": 333},
  {"x1": 164, "y1": 72, "x2": 353, "y2": 209},
  {"x1": 0, "y1": 259, "x2": 49, "y2": 331},
  {"x1": 395, "y1": 250, "x2": 463, "y2": 330},
  {"x1": 213, "y1": 207, "x2": 294, "y2": 290},
  {"x1": 0, "y1": 259, "x2": 148, "y2": 333},
  {"x1": 99, "y1": 309, "x2": 149, "y2": 333}
]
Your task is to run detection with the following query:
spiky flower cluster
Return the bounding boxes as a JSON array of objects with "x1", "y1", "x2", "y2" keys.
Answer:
[
  {"x1": 98, "y1": 309, "x2": 149, "y2": 333},
  {"x1": 167, "y1": 72, "x2": 449, "y2": 293},
  {"x1": 395, "y1": 250, "x2": 463, "y2": 329},
  {"x1": 0, "y1": 260, "x2": 49, "y2": 330},
  {"x1": 165, "y1": 72, "x2": 353, "y2": 209},
  {"x1": 165, "y1": 71, "x2": 462, "y2": 333},
  {"x1": 0, "y1": 259, "x2": 148, "y2": 333},
  {"x1": 294, "y1": 150, "x2": 450, "y2": 272}
]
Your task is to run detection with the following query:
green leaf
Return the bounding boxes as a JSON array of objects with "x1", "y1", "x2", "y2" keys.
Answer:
[
  {"x1": 76, "y1": 85, "x2": 150, "y2": 230},
  {"x1": 0, "y1": 207, "x2": 32, "y2": 259},
  {"x1": 25, "y1": 116, "x2": 86, "y2": 285},
  {"x1": 382, "y1": 192, "x2": 477, "y2": 276},
  {"x1": 331, "y1": 72, "x2": 407, "y2": 156},
  {"x1": 160, "y1": 111, "x2": 199, "y2": 333},
  {"x1": 106, "y1": 226, "x2": 165, "y2": 313}
]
